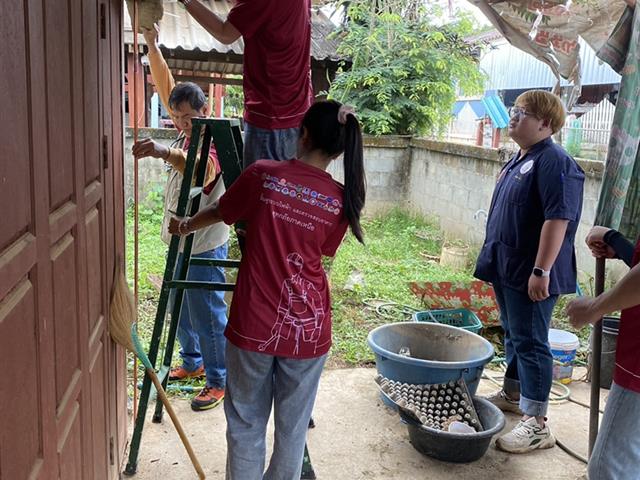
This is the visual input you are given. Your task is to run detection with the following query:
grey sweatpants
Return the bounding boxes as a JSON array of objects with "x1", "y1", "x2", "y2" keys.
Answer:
[{"x1": 224, "y1": 342, "x2": 326, "y2": 480}]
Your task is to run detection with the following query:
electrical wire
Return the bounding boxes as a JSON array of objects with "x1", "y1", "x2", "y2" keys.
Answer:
[{"x1": 484, "y1": 361, "x2": 600, "y2": 464}]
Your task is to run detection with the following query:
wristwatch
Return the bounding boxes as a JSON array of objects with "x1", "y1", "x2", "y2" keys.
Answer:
[{"x1": 532, "y1": 267, "x2": 551, "y2": 278}]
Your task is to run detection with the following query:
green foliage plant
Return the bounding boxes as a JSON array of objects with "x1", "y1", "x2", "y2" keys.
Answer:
[{"x1": 329, "y1": 0, "x2": 484, "y2": 136}]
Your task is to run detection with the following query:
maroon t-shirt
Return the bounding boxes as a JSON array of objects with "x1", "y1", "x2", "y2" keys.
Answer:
[
  {"x1": 218, "y1": 160, "x2": 348, "y2": 358},
  {"x1": 228, "y1": 0, "x2": 313, "y2": 130},
  {"x1": 613, "y1": 238, "x2": 640, "y2": 393}
]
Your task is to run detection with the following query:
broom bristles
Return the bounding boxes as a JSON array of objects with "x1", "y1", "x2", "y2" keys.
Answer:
[{"x1": 109, "y1": 261, "x2": 137, "y2": 352}]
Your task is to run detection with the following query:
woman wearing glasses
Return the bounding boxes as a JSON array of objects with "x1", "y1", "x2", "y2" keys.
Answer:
[{"x1": 474, "y1": 90, "x2": 585, "y2": 453}]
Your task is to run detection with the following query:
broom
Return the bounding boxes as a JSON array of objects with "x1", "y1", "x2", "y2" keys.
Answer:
[{"x1": 110, "y1": 260, "x2": 206, "y2": 479}]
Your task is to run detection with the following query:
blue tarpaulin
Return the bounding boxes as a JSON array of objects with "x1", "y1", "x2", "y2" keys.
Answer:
[
  {"x1": 453, "y1": 95, "x2": 510, "y2": 129},
  {"x1": 453, "y1": 99, "x2": 485, "y2": 117},
  {"x1": 481, "y1": 94, "x2": 510, "y2": 129}
]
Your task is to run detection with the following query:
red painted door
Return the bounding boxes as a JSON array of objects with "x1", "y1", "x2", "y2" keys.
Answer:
[{"x1": 0, "y1": 1, "x2": 126, "y2": 479}]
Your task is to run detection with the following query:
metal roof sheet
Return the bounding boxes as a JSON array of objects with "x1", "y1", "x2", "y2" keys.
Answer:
[
  {"x1": 124, "y1": 0, "x2": 344, "y2": 73},
  {"x1": 479, "y1": 35, "x2": 621, "y2": 90}
]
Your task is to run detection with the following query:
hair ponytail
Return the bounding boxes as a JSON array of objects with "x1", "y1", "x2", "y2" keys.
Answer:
[
  {"x1": 342, "y1": 115, "x2": 365, "y2": 244},
  {"x1": 300, "y1": 100, "x2": 367, "y2": 244}
]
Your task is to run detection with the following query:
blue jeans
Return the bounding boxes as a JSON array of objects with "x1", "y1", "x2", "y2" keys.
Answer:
[
  {"x1": 224, "y1": 342, "x2": 326, "y2": 480},
  {"x1": 492, "y1": 283, "x2": 558, "y2": 417},
  {"x1": 171, "y1": 244, "x2": 228, "y2": 389},
  {"x1": 589, "y1": 382, "x2": 640, "y2": 480},
  {"x1": 243, "y1": 121, "x2": 299, "y2": 168}
]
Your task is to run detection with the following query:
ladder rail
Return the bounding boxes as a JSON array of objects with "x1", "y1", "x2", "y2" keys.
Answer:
[
  {"x1": 125, "y1": 121, "x2": 209, "y2": 474},
  {"x1": 152, "y1": 122, "x2": 213, "y2": 421}
]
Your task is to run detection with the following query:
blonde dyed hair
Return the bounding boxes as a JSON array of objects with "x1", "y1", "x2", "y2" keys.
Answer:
[{"x1": 515, "y1": 90, "x2": 566, "y2": 134}]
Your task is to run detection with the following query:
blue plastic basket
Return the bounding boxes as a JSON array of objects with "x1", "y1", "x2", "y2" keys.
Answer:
[{"x1": 413, "y1": 308, "x2": 483, "y2": 335}]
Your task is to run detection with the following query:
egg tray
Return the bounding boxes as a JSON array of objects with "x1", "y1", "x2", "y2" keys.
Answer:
[{"x1": 375, "y1": 374, "x2": 484, "y2": 432}]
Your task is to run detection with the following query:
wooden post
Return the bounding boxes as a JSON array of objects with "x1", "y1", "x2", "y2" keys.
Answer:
[
  {"x1": 475, "y1": 119, "x2": 484, "y2": 146},
  {"x1": 492, "y1": 127, "x2": 501, "y2": 148},
  {"x1": 126, "y1": 52, "x2": 146, "y2": 128},
  {"x1": 589, "y1": 257, "x2": 606, "y2": 457},
  {"x1": 215, "y1": 83, "x2": 225, "y2": 117},
  {"x1": 208, "y1": 83, "x2": 215, "y2": 116}
]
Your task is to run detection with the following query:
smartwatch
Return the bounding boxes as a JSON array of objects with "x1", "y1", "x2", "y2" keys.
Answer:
[{"x1": 532, "y1": 267, "x2": 551, "y2": 278}]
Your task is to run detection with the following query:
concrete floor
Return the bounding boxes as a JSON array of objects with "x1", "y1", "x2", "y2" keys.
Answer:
[{"x1": 129, "y1": 367, "x2": 607, "y2": 480}]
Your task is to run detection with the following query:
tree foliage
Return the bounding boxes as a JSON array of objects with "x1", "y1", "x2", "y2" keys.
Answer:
[
  {"x1": 223, "y1": 81, "x2": 244, "y2": 119},
  {"x1": 329, "y1": 0, "x2": 485, "y2": 136}
]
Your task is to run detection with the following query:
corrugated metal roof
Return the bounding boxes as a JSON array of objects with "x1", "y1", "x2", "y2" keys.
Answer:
[
  {"x1": 479, "y1": 35, "x2": 621, "y2": 90},
  {"x1": 124, "y1": 0, "x2": 344, "y2": 75}
]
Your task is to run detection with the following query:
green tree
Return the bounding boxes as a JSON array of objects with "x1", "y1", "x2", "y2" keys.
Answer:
[
  {"x1": 223, "y1": 82, "x2": 244, "y2": 118},
  {"x1": 329, "y1": 0, "x2": 484, "y2": 136}
]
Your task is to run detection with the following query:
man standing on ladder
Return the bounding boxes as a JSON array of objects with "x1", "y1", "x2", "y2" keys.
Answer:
[
  {"x1": 177, "y1": 0, "x2": 314, "y2": 167},
  {"x1": 176, "y1": 2, "x2": 318, "y2": 474},
  {"x1": 132, "y1": 24, "x2": 229, "y2": 412}
]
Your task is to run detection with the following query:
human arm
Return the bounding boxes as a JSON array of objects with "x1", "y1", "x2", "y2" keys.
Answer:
[
  {"x1": 528, "y1": 219, "x2": 569, "y2": 301},
  {"x1": 142, "y1": 24, "x2": 174, "y2": 113},
  {"x1": 566, "y1": 262, "x2": 640, "y2": 328},
  {"x1": 131, "y1": 137, "x2": 184, "y2": 171},
  {"x1": 178, "y1": 0, "x2": 241, "y2": 44},
  {"x1": 130, "y1": 138, "x2": 217, "y2": 185},
  {"x1": 529, "y1": 152, "x2": 585, "y2": 301},
  {"x1": 168, "y1": 201, "x2": 222, "y2": 236},
  {"x1": 169, "y1": 162, "x2": 261, "y2": 236},
  {"x1": 585, "y1": 226, "x2": 635, "y2": 266}
]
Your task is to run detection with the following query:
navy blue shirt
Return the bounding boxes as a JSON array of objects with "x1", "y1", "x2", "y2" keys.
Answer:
[{"x1": 474, "y1": 137, "x2": 585, "y2": 295}]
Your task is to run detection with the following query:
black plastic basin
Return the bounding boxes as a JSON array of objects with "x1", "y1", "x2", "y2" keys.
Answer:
[{"x1": 399, "y1": 396, "x2": 505, "y2": 463}]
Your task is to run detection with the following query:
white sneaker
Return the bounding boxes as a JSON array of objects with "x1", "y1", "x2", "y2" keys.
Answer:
[
  {"x1": 484, "y1": 390, "x2": 522, "y2": 414},
  {"x1": 496, "y1": 417, "x2": 556, "y2": 453}
]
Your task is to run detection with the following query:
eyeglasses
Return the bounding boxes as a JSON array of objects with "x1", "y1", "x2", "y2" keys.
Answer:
[{"x1": 508, "y1": 106, "x2": 537, "y2": 119}]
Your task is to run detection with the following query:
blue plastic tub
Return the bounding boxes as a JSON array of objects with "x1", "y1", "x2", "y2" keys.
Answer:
[{"x1": 368, "y1": 322, "x2": 494, "y2": 401}]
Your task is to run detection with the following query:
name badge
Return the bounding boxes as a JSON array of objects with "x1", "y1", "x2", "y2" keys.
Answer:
[{"x1": 520, "y1": 160, "x2": 534, "y2": 174}]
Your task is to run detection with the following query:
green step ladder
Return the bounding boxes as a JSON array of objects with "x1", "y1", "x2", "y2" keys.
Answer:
[{"x1": 124, "y1": 118, "x2": 316, "y2": 480}]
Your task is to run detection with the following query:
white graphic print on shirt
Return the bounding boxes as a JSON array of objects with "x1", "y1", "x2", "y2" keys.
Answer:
[{"x1": 258, "y1": 252, "x2": 325, "y2": 355}]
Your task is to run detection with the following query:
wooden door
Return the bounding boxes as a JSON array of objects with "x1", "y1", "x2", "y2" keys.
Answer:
[{"x1": 0, "y1": 1, "x2": 126, "y2": 479}]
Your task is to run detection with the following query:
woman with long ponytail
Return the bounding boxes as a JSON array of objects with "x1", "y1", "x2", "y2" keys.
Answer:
[
  {"x1": 169, "y1": 99, "x2": 365, "y2": 479},
  {"x1": 342, "y1": 112, "x2": 366, "y2": 243}
]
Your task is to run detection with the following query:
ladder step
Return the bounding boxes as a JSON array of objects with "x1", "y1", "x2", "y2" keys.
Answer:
[
  {"x1": 166, "y1": 280, "x2": 236, "y2": 291},
  {"x1": 190, "y1": 258, "x2": 241, "y2": 268}
]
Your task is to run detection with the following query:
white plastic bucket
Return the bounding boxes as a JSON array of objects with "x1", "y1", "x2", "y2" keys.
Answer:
[{"x1": 549, "y1": 328, "x2": 580, "y2": 384}]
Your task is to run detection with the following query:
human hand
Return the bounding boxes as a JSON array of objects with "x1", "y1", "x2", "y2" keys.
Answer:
[
  {"x1": 168, "y1": 216, "x2": 190, "y2": 236},
  {"x1": 528, "y1": 274, "x2": 550, "y2": 302},
  {"x1": 585, "y1": 226, "x2": 615, "y2": 259},
  {"x1": 565, "y1": 296, "x2": 601, "y2": 329},
  {"x1": 141, "y1": 23, "x2": 159, "y2": 46},
  {"x1": 132, "y1": 138, "x2": 169, "y2": 160}
]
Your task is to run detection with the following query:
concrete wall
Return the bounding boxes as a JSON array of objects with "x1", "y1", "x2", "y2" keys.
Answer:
[
  {"x1": 327, "y1": 136, "x2": 412, "y2": 212},
  {"x1": 396, "y1": 137, "x2": 605, "y2": 278},
  {"x1": 124, "y1": 127, "x2": 177, "y2": 205},
  {"x1": 124, "y1": 127, "x2": 611, "y2": 277}
]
